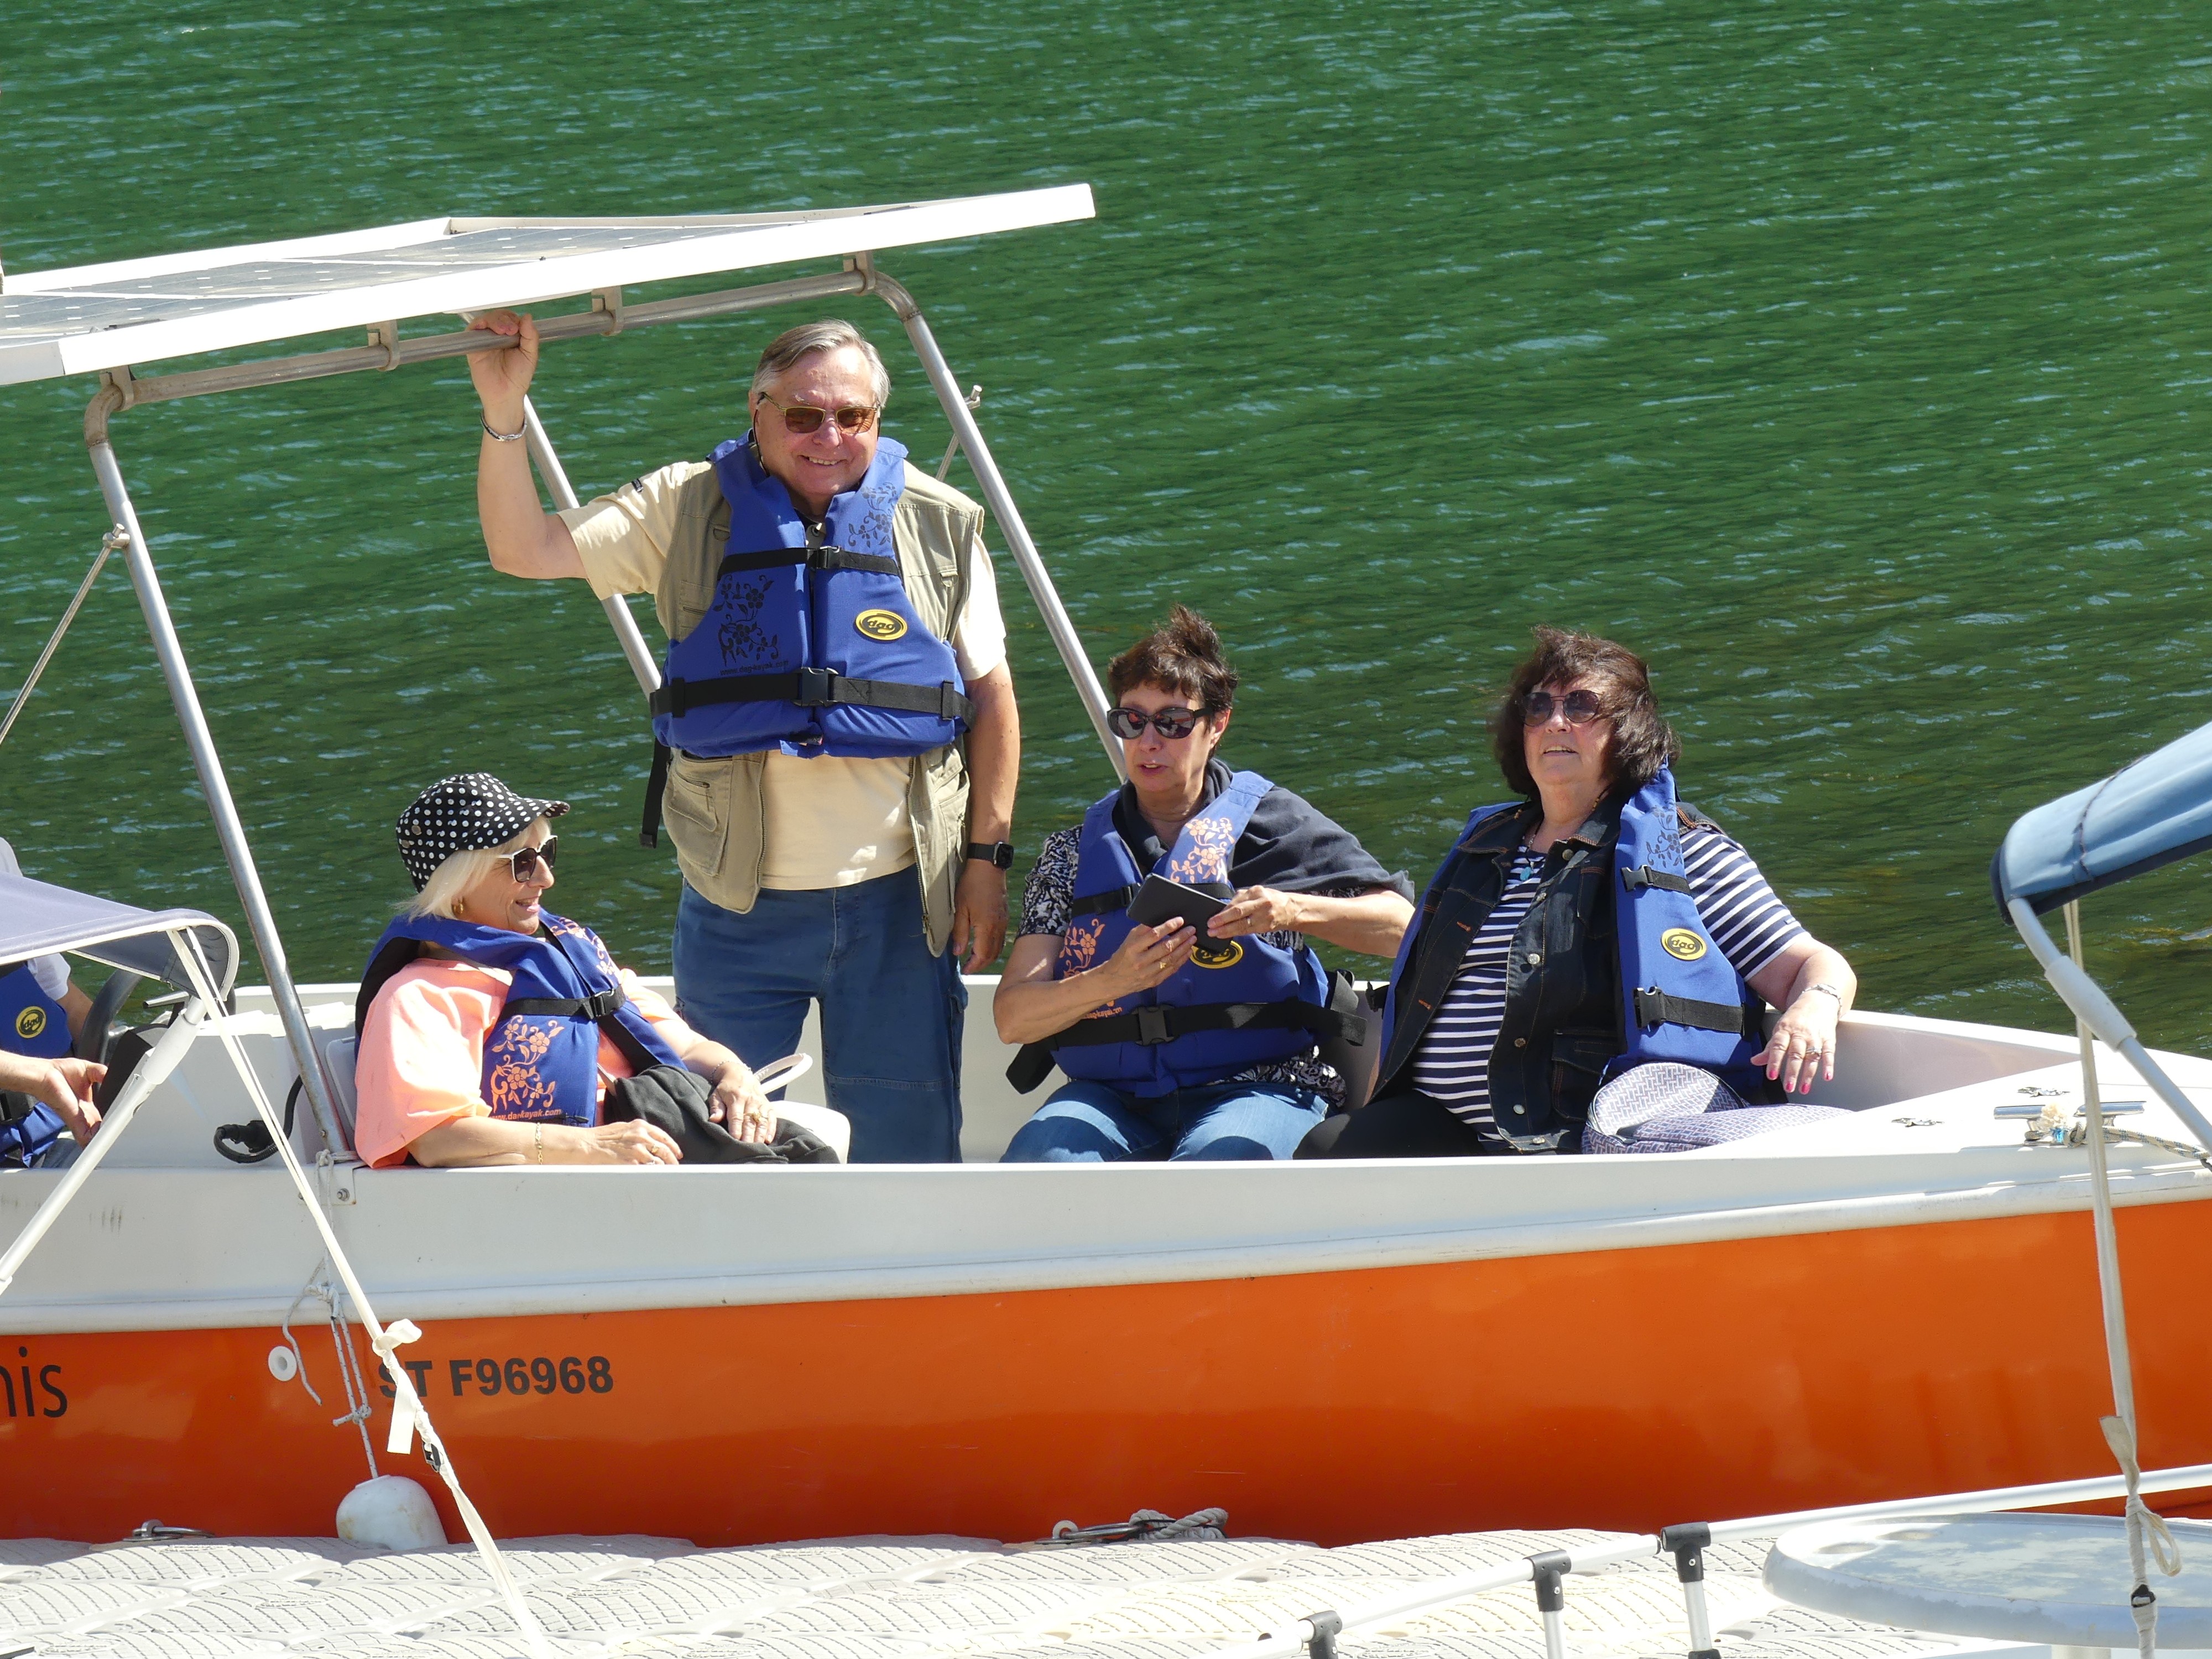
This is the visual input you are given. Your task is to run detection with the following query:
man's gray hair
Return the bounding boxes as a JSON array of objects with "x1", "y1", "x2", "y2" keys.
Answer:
[{"x1": 750, "y1": 320, "x2": 891, "y2": 409}]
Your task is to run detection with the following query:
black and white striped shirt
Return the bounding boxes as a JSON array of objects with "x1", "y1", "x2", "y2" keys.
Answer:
[{"x1": 1410, "y1": 826, "x2": 1803, "y2": 1130}]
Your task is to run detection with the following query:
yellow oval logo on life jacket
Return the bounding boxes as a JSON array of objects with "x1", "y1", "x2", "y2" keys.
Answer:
[
  {"x1": 1190, "y1": 938, "x2": 1244, "y2": 969},
  {"x1": 1660, "y1": 928, "x2": 1708, "y2": 961},
  {"x1": 854, "y1": 609, "x2": 908, "y2": 641},
  {"x1": 14, "y1": 1006, "x2": 46, "y2": 1041}
]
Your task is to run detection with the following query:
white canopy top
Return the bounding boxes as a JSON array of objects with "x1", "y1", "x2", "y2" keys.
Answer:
[{"x1": 0, "y1": 185, "x2": 1094, "y2": 387}]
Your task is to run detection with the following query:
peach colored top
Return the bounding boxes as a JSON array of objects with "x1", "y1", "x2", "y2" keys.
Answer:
[{"x1": 354, "y1": 960, "x2": 687, "y2": 1169}]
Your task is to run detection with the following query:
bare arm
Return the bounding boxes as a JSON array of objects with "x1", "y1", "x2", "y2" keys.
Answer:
[
  {"x1": 1746, "y1": 933, "x2": 1857, "y2": 1095},
  {"x1": 1209, "y1": 886, "x2": 1415, "y2": 957},
  {"x1": 408, "y1": 1115, "x2": 682, "y2": 1168},
  {"x1": 952, "y1": 662, "x2": 1020, "y2": 972},
  {"x1": 992, "y1": 924, "x2": 1195, "y2": 1046},
  {"x1": 58, "y1": 980, "x2": 92, "y2": 1040},
  {"x1": 467, "y1": 310, "x2": 587, "y2": 581},
  {"x1": 0, "y1": 1051, "x2": 104, "y2": 1146}
]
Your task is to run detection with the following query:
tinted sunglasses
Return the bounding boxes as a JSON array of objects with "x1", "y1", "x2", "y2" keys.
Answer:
[
  {"x1": 1521, "y1": 690, "x2": 1606, "y2": 727},
  {"x1": 504, "y1": 838, "x2": 557, "y2": 881},
  {"x1": 1107, "y1": 706, "x2": 1208, "y2": 740},
  {"x1": 758, "y1": 394, "x2": 880, "y2": 436}
]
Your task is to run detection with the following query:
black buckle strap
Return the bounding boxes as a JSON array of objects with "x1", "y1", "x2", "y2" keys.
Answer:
[
  {"x1": 1066, "y1": 884, "x2": 1142, "y2": 919},
  {"x1": 640, "y1": 740, "x2": 672, "y2": 848},
  {"x1": 715, "y1": 544, "x2": 901, "y2": 578},
  {"x1": 1632, "y1": 986, "x2": 1756, "y2": 1035},
  {"x1": 1621, "y1": 865, "x2": 1693, "y2": 894},
  {"x1": 650, "y1": 670, "x2": 976, "y2": 725},
  {"x1": 502, "y1": 984, "x2": 629, "y2": 1022},
  {"x1": 1005, "y1": 1000, "x2": 1370, "y2": 1093}
]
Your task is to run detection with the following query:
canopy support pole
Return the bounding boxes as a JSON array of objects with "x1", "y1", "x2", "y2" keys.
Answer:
[
  {"x1": 83, "y1": 385, "x2": 346, "y2": 1155},
  {"x1": 868, "y1": 266, "x2": 1124, "y2": 781},
  {"x1": 520, "y1": 398, "x2": 660, "y2": 694}
]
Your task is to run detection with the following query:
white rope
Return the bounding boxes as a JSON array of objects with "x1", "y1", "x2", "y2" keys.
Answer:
[
  {"x1": 171, "y1": 937, "x2": 554, "y2": 1659},
  {"x1": 327, "y1": 1295, "x2": 381, "y2": 1479},
  {"x1": 278, "y1": 1272, "x2": 327, "y2": 1408},
  {"x1": 0, "y1": 526, "x2": 125, "y2": 752},
  {"x1": 2065, "y1": 902, "x2": 2182, "y2": 1659}
]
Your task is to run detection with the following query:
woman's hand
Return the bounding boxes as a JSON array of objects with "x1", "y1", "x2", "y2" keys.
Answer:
[
  {"x1": 575, "y1": 1120, "x2": 683, "y2": 1165},
  {"x1": 1100, "y1": 919, "x2": 1195, "y2": 997},
  {"x1": 708, "y1": 1062, "x2": 776, "y2": 1144},
  {"x1": 1209, "y1": 886, "x2": 1306, "y2": 938},
  {"x1": 1760, "y1": 991, "x2": 1840, "y2": 1095},
  {"x1": 16, "y1": 1056, "x2": 106, "y2": 1146},
  {"x1": 466, "y1": 309, "x2": 539, "y2": 428}
]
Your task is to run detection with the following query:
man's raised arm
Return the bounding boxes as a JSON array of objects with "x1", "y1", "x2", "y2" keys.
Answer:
[{"x1": 468, "y1": 310, "x2": 587, "y2": 581}]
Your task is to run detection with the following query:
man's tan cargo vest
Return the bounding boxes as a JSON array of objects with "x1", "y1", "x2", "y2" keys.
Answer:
[{"x1": 649, "y1": 459, "x2": 980, "y2": 954}]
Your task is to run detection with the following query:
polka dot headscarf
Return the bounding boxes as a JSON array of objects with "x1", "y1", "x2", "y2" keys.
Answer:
[{"x1": 394, "y1": 773, "x2": 571, "y2": 891}]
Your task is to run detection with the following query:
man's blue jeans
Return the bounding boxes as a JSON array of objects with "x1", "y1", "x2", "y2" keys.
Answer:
[
  {"x1": 999, "y1": 1078, "x2": 1327, "y2": 1162},
  {"x1": 672, "y1": 874, "x2": 964, "y2": 1163}
]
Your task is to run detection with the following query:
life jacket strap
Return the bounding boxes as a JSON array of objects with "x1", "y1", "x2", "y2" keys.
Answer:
[
  {"x1": 500, "y1": 984, "x2": 628, "y2": 1022},
  {"x1": 640, "y1": 741, "x2": 673, "y2": 849},
  {"x1": 1631, "y1": 986, "x2": 1759, "y2": 1036},
  {"x1": 649, "y1": 668, "x2": 975, "y2": 724},
  {"x1": 1621, "y1": 865, "x2": 1693, "y2": 894},
  {"x1": 714, "y1": 544, "x2": 901, "y2": 579},
  {"x1": 1006, "y1": 1000, "x2": 1368, "y2": 1094}
]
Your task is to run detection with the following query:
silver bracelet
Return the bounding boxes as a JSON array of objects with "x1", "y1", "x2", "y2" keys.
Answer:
[
  {"x1": 482, "y1": 418, "x2": 526, "y2": 444},
  {"x1": 1806, "y1": 981, "x2": 1844, "y2": 1001}
]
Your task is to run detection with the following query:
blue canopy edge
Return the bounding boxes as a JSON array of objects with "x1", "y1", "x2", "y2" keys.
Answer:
[
  {"x1": 1992, "y1": 718, "x2": 2212, "y2": 920},
  {"x1": 0, "y1": 872, "x2": 238, "y2": 995}
]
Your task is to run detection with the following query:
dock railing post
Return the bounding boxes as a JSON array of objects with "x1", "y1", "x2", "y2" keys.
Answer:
[
  {"x1": 866, "y1": 266, "x2": 1125, "y2": 782},
  {"x1": 83, "y1": 383, "x2": 347, "y2": 1155}
]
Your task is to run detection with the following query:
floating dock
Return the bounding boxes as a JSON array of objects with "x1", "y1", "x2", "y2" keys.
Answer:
[{"x1": 0, "y1": 1530, "x2": 2007, "y2": 1659}]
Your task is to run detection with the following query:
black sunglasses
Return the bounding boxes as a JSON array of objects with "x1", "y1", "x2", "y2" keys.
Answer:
[
  {"x1": 1521, "y1": 690, "x2": 1606, "y2": 727},
  {"x1": 1107, "y1": 706, "x2": 1208, "y2": 740},
  {"x1": 504, "y1": 838, "x2": 557, "y2": 881}
]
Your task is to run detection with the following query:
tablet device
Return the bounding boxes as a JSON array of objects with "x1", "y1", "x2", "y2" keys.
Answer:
[{"x1": 1126, "y1": 873, "x2": 1231, "y2": 932}]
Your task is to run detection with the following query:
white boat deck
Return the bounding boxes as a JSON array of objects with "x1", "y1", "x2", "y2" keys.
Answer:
[{"x1": 0, "y1": 1528, "x2": 2028, "y2": 1659}]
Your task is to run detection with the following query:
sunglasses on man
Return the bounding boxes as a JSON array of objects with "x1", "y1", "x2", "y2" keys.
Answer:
[{"x1": 757, "y1": 394, "x2": 881, "y2": 436}]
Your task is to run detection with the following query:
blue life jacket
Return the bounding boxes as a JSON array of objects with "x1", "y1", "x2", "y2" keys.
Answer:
[
  {"x1": 1376, "y1": 769, "x2": 1767, "y2": 1135},
  {"x1": 647, "y1": 435, "x2": 974, "y2": 761},
  {"x1": 1608, "y1": 769, "x2": 1767, "y2": 1094},
  {"x1": 0, "y1": 961, "x2": 72, "y2": 1167},
  {"x1": 357, "y1": 912, "x2": 684, "y2": 1129},
  {"x1": 1011, "y1": 771, "x2": 1341, "y2": 1098}
]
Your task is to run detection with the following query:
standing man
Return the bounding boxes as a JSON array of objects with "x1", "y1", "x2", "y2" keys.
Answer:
[{"x1": 467, "y1": 314, "x2": 1019, "y2": 1162}]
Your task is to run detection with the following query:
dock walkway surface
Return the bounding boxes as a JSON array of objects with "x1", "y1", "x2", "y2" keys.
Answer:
[{"x1": 0, "y1": 1530, "x2": 1997, "y2": 1659}]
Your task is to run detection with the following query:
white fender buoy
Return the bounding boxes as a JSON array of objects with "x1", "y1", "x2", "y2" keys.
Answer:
[{"x1": 335, "y1": 1475, "x2": 446, "y2": 1551}]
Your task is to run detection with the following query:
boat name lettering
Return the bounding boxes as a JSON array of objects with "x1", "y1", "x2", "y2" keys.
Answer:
[
  {"x1": 3, "y1": 1345, "x2": 67, "y2": 1418},
  {"x1": 375, "y1": 1355, "x2": 614, "y2": 1400}
]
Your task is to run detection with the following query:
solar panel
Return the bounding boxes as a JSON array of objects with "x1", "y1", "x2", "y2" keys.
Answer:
[{"x1": 0, "y1": 186, "x2": 1094, "y2": 387}]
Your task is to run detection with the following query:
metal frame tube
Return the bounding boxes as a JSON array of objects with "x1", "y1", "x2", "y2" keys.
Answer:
[
  {"x1": 520, "y1": 398, "x2": 660, "y2": 694},
  {"x1": 100, "y1": 268, "x2": 872, "y2": 412},
  {"x1": 0, "y1": 984, "x2": 207, "y2": 1297},
  {"x1": 869, "y1": 270, "x2": 1124, "y2": 780},
  {"x1": 2007, "y1": 896, "x2": 2212, "y2": 1152},
  {"x1": 84, "y1": 393, "x2": 346, "y2": 1153}
]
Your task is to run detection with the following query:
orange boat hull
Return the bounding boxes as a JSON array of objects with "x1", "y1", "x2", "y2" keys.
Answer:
[{"x1": 7, "y1": 1200, "x2": 2209, "y2": 1546}]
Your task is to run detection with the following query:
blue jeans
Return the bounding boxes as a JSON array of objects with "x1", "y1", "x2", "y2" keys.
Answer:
[
  {"x1": 1000, "y1": 1078, "x2": 1327, "y2": 1162},
  {"x1": 672, "y1": 874, "x2": 964, "y2": 1163}
]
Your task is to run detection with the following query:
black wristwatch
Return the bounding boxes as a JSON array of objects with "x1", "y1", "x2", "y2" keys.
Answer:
[{"x1": 964, "y1": 841, "x2": 1015, "y2": 869}]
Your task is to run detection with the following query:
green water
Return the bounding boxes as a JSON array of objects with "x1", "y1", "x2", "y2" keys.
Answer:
[{"x1": 4, "y1": 1, "x2": 2211, "y2": 1050}]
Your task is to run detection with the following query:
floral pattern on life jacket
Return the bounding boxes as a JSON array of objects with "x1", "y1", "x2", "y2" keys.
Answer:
[
  {"x1": 1165, "y1": 816, "x2": 1236, "y2": 885},
  {"x1": 485, "y1": 1020, "x2": 560, "y2": 1120}
]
